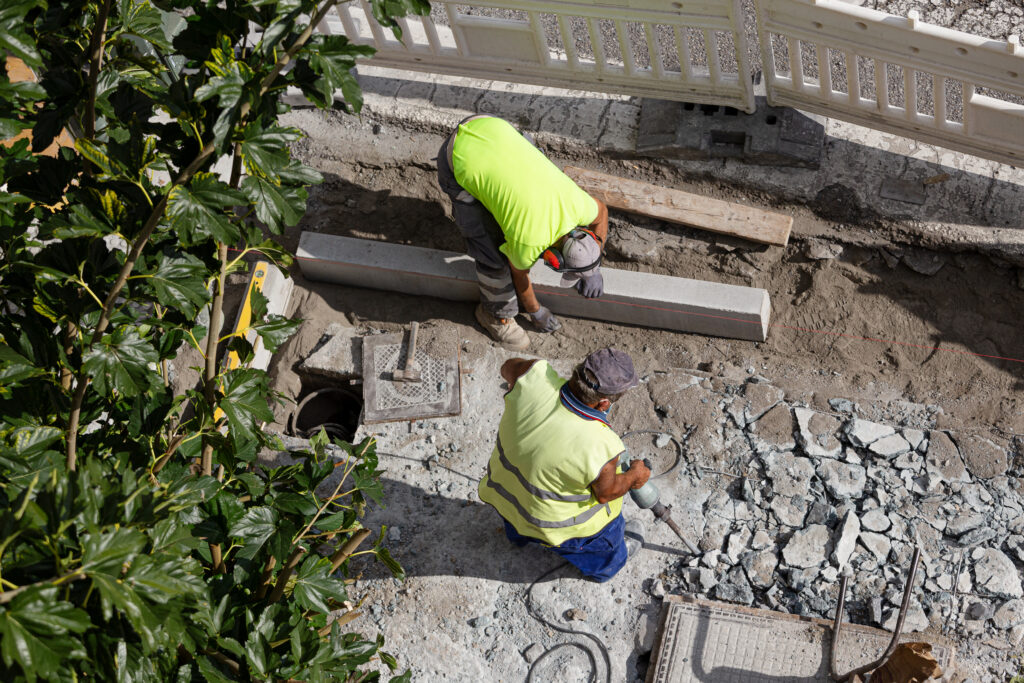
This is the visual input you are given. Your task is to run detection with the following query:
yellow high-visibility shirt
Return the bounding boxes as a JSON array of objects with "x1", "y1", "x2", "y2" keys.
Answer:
[{"x1": 452, "y1": 117, "x2": 598, "y2": 270}]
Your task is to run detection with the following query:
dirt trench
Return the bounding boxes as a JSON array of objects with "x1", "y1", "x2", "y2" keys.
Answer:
[{"x1": 275, "y1": 112, "x2": 1024, "y2": 444}]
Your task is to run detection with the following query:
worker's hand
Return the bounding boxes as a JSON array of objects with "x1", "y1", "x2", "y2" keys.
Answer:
[
  {"x1": 576, "y1": 271, "x2": 604, "y2": 299},
  {"x1": 628, "y1": 459, "x2": 651, "y2": 489},
  {"x1": 525, "y1": 306, "x2": 561, "y2": 333}
]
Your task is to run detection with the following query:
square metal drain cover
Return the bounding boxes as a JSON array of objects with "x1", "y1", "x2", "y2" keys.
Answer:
[
  {"x1": 361, "y1": 332, "x2": 461, "y2": 423},
  {"x1": 647, "y1": 595, "x2": 954, "y2": 683}
]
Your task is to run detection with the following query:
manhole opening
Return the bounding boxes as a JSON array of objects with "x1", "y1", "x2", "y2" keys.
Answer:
[{"x1": 288, "y1": 382, "x2": 363, "y2": 443}]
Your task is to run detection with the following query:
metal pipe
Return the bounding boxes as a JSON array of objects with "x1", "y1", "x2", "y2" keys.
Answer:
[
  {"x1": 830, "y1": 545, "x2": 921, "y2": 682},
  {"x1": 829, "y1": 572, "x2": 850, "y2": 680}
]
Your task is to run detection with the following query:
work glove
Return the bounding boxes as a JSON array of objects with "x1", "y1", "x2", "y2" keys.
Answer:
[
  {"x1": 576, "y1": 271, "x2": 604, "y2": 299},
  {"x1": 525, "y1": 306, "x2": 561, "y2": 333}
]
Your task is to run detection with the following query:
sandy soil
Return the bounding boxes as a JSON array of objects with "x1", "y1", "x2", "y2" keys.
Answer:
[
  {"x1": 274, "y1": 111, "x2": 1024, "y2": 440},
  {"x1": 216, "y1": 107, "x2": 1024, "y2": 681}
]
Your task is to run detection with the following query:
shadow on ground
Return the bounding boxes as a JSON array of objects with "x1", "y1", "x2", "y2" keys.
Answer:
[
  {"x1": 349, "y1": 472, "x2": 689, "y2": 584},
  {"x1": 355, "y1": 73, "x2": 1024, "y2": 232}
]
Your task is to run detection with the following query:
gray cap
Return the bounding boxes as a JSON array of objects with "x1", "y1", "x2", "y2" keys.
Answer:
[
  {"x1": 582, "y1": 347, "x2": 638, "y2": 395},
  {"x1": 558, "y1": 230, "x2": 602, "y2": 287}
]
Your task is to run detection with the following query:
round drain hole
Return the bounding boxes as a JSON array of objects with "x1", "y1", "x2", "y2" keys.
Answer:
[{"x1": 290, "y1": 387, "x2": 362, "y2": 442}]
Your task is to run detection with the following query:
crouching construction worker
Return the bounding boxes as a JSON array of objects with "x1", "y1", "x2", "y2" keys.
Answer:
[
  {"x1": 436, "y1": 115, "x2": 609, "y2": 350},
  {"x1": 478, "y1": 348, "x2": 651, "y2": 582}
]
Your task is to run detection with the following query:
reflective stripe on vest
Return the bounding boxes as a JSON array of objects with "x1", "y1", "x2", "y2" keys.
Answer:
[
  {"x1": 495, "y1": 438, "x2": 591, "y2": 503},
  {"x1": 482, "y1": 460, "x2": 609, "y2": 529}
]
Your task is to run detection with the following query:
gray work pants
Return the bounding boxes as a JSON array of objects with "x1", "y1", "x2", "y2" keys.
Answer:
[{"x1": 436, "y1": 117, "x2": 520, "y2": 319}]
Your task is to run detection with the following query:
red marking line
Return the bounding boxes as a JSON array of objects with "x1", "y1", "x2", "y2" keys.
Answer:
[{"x1": 281, "y1": 253, "x2": 1024, "y2": 366}]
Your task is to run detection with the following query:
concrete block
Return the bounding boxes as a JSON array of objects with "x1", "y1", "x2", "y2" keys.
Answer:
[
  {"x1": 299, "y1": 322, "x2": 362, "y2": 380},
  {"x1": 636, "y1": 96, "x2": 824, "y2": 168},
  {"x1": 297, "y1": 233, "x2": 770, "y2": 341}
]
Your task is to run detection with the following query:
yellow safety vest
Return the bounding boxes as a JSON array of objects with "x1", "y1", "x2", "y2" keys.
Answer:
[{"x1": 478, "y1": 361, "x2": 624, "y2": 546}]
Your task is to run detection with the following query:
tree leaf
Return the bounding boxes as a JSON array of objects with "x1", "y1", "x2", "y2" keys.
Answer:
[
  {"x1": 292, "y1": 558, "x2": 348, "y2": 614},
  {"x1": 0, "y1": 589, "x2": 87, "y2": 681},
  {"x1": 82, "y1": 327, "x2": 160, "y2": 397},
  {"x1": 271, "y1": 491, "x2": 319, "y2": 517},
  {"x1": 196, "y1": 654, "x2": 235, "y2": 683},
  {"x1": 118, "y1": 0, "x2": 173, "y2": 51},
  {"x1": 245, "y1": 630, "x2": 270, "y2": 678},
  {"x1": 5, "y1": 425, "x2": 63, "y2": 458},
  {"x1": 250, "y1": 314, "x2": 301, "y2": 354},
  {"x1": 81, "y1": 527, "x2": 148, "y2": 574},
  {"x1": 240, "y1": 176, "x2": 306, "y2": 233},
  {"x1": 217, "y1": 368, "x2": 274, "y2": 442},
  {"x1": 374, "y1": 546, "x2": 405, "y2": 581},
  {"x1": 0, "y1": 2, "x2": 43, "y2": 65},
  {"x1": 194, "y1": 36, "x2": 254, "y2": 110},
  {"x1": 123, "y1": 554, "x2": 205, "y2": 604},
  {"x1": 140, "y1": 253, "x2": 210, "y2": 317},
  {"x1": 166, "y1": 172, "x2": 246, "y2": 245},
  {"x1": 239, "y1": 124, "x2": 300, "y2": 181},
  {"x1": 367, "y1": 0, "x2": 431, "y2": 39},
  {"x1": 75, "y1": 138, "x2": 119, "y2": 177},
  {"x1": 228, "y1": 505, "x2": 278, "y2": 555}
]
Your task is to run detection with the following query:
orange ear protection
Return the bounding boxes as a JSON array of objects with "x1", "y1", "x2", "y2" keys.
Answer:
[{"x1": 541, "y1": 228, "x2": 602, "y2": 272}]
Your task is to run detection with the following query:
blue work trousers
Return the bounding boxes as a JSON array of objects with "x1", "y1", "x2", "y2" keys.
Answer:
[{"x1": 503, "y1": 513, "x2": 627, "y2": 583}]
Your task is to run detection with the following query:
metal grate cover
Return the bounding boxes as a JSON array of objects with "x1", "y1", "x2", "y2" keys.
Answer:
[
  {"x1": 371, "y1": 343, "x2": 448, "y2": 410},
  {"x1": 647, "y1": 596, "x2": 955, "y2": 683},
  {"x1": 361, "y1": 332, "x2": 461, "y2": 423}
]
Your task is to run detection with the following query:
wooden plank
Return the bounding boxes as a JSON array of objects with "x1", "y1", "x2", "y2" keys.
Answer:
[{"x1": 564, "y1": 166, "x2": 793, "y2": 247}]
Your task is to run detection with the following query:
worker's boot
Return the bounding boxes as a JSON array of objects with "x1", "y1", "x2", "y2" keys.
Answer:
[
  {"x1": 475, "y1": 304, "x2": 529, "y2": 350},
  {"x1": 624, "y1": 519, "x2": 646, "y2": 559}
]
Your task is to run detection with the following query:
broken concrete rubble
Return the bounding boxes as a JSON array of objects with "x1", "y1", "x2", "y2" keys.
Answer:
[
  {"x1": 832, "y1": 511, "x2": 860, "y2": 570},
  {"x1": 783, "y1": 524, "x2": 831, "y2": 568},
  {"x1": 747, "y1": 402, "x2": 796, "y2": 454},
  {"x1": 817, "y1": 458, "x2": 867, "y2": 499},
  {"x1": 973, "y1": 548, "x2": 1023, "y2": 599},
  {"x1": 955, "y1": 434, "x2": 1009, "y2": 480},
  {"x1": 644, "y1": 373, "x2": 1024, "y2": 654},
  {"x1": 844, "y1": 418, "x2": 895, "y2": 448},
  {"x1": 794, "y1": 408, "x2": 842, "y2": 458}
]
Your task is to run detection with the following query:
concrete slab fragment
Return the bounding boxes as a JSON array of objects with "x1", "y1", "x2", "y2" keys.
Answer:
[
  {"x1": 647, "y1": 595, "x2": 955, "y2": 683},
  {"x1": 297, "y1": 233, "x2": 771, "y2": 341}
]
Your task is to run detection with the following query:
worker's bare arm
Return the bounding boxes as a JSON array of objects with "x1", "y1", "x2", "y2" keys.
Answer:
[
  {"x1": 586, "y1": 196, "x2": 609, "y2": 249},
  {"x1": 500, "y1": 358, "x2": 539, "y2": 390},
  {"x1": 590, "y1": 455, "x2": 650, "y2": 505},
  {"x1": 508, "y1": 264, "x2": 541, "y2": 314}
]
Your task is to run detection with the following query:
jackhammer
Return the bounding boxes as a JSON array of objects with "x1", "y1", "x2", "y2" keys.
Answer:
[{"x1": 621, "y1": 453, "x2": 700, "y2": 555}]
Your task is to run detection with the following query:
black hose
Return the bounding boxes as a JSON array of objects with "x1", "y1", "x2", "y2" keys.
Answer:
[
  {"x1": 620, "y1": 429, "x2": 684, "y2": 479},
  {"x1": 524, "y1": 562, "x2": 612, "y2": 683}
]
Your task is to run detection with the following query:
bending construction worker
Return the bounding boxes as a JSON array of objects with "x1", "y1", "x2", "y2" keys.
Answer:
[
  {"x1": 478, "y1": 348, "x2": 651, "y2": 582},
  {"x1": 436, "y1": 115, "x2": 609, "y2": 350}
]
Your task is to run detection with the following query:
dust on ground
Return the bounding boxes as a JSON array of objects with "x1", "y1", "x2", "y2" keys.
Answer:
[
  {"x1": 227, "y1": 103, "x2": 1024, "y2": 682},
  {"x1": 273, "y1": 109, "x2": 1024, "y2": 440}
]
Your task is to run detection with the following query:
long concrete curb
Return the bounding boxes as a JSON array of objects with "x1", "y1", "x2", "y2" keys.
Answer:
[{"x1": 297, "y1": 232, "x2": 770, "y2": 342}]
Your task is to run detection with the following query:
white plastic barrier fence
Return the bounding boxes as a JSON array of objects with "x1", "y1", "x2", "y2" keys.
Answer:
[
  {"x1": 324, "y1": 0, "x2": 756, "y2": 113},
  {"x1": 756, "y1": 0, "x2": 1024, "y2": 167}
]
